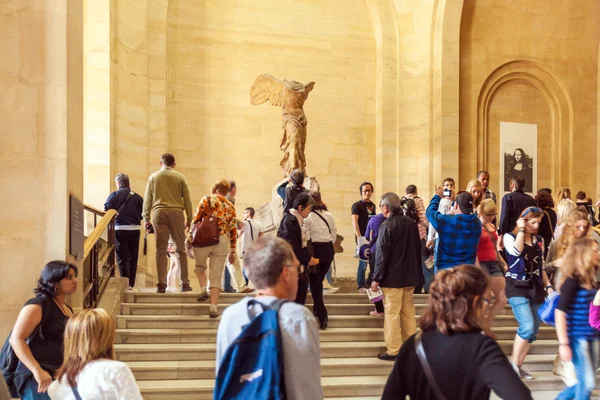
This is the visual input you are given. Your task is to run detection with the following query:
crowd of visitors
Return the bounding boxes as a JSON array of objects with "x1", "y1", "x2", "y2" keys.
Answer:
[{"x1": 6, "y1": 150, "x2": 600, "y2": 399}]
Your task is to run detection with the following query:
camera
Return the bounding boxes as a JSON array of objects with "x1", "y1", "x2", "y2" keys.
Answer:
[
  {"x1": 146, "y1": 223, "x2": 155, "y2": 234},
  {"x1": 443, "y1": 189, "x2": 452, "y2": 197}
]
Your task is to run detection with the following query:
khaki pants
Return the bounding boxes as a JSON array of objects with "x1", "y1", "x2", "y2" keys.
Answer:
[
  {"x1": 193, "y1": 235, "x2": 229, "y2": 290},
  {"x1": 226, "y1": 255, "x2": 248, "y2": 291},
  {"x1": 382, "y1": 287, "x2": 417, "y2": 356},
  {"x1": 153, "y1": 209, "x2": 189, "y2": 286}
]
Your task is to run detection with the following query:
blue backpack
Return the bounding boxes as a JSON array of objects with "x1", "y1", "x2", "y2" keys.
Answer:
[{"x1": 214, "y1": 299, "x2": 288, "y2": 400}]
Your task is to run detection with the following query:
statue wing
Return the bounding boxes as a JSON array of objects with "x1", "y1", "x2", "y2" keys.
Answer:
[{"x1": 250, "y1": 74, "x2": 284, "y2": 106}]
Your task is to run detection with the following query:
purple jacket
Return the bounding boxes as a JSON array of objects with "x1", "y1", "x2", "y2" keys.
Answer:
[{"x1": 366, "y1": 213, "x2": 387, "y2": 256}]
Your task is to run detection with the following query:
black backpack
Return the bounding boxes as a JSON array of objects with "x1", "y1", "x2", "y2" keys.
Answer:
[
  {"x1": 1, "y1": 300, "x2": 47, "y2": 397},
  {"x1": 400, "y1": 196, "x2": 420, "y2": 224}
]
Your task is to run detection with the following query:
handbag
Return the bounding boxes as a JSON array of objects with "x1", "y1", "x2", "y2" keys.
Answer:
[
  {"x1": 191, "y1": 196, "x2": 220, "y2": 248},
  {"x1": 537, "y1": 290, "x2": 560, "y2": 326},
  {"x1": 415, "y1": 332, "x2": 448, "y2": 400},
  {"x1": 71, "y1": 386, "x2": 82, "y2": 400}
]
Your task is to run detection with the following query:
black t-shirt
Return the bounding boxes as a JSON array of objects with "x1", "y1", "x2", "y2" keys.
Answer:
[
  {"x1": 14, "y1": 296, "x2": 72, "y2": 392},
  {"x1": 382, "y1": 329, "x2": 532, "y2": 400},
  {"x1": 505, "y1": 242, "x2": 546, "y2": 304},
  {"x1": 351, "y1": 200, "x2": 376, "y2": 238}
]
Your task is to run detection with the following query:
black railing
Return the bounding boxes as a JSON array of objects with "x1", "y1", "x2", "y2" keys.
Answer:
[{"x1": 83, "y1": 205, "x2": 117, "y2": 308}]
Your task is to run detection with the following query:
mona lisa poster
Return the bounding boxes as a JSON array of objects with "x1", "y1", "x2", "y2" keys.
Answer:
[{"x1": 500, "y1": 122, "x2": 537, "y2": 196}]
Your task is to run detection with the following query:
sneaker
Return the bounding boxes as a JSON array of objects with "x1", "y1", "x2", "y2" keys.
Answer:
[
  {"x1": 518, "y1": 367, "x2": 534, "y2": 380},
  {"x1": 377, "y1": 352, "x2": 397, "y2": 361},
  {"x1": 369, "y1": 310, "x2": 384, "y2": 317},
  {"x1": 197, "y1": 291, "x2": 209, "y2": 302},
  {"x1": 323, "y1": 287, "x2": 340, "y2": 295},
  {"x1": 511, "y1": 362, "x2": 533, "y2": 380},
  {"x1": 240, "y1": 287, "x2": 255, "y2": 294},
  {"x1": 224, "y1": 288, "x2": 237, "y2": 293},
  {"x1": 181, "y1": 283, "x2": 193, "y2": 292},
  {"x1": 358, "y1": 287, "x2": 367, "y2": 294},
  {"x1": 157, "y1": 284, "x2": 167, "y2": 294}
]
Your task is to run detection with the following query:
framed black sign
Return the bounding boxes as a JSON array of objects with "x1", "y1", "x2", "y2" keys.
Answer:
[{"x1": 69, "y1": 195, "x2": 84, "y2": 260}]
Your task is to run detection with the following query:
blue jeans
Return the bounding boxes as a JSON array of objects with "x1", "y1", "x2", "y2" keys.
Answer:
[
  {"x1": 21, "y1": 377, "x2": 51, "y2": 400},
  {"x1": 357, "y1": 259, "x2": 367, "y2": 289},
  {"x1": 223, "y1": 268, "x2": 233, "y2": 291},
  {"x1": 326, "y1": 264, "x2": 333, "y2": 285},
  {"x1": 422, "y1": 258, "x2": 433, "y2": 292},
  {"x1": 556, "y1": 338, "x2": 597, "y2": 400},
  {"x1": 507, "y1": 297, "x2": 542, "y2": 342}
]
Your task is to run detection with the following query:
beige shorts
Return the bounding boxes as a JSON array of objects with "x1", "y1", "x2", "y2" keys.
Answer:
[{"x1": 193, "y1": 235, "x2": 229, "y2": 290}]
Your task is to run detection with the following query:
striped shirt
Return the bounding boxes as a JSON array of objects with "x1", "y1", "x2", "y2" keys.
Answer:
[{"x1": 557, "y1": 277, "x2": 599, "y2": 340}]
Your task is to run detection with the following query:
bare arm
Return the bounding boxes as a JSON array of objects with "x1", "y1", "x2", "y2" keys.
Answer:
[
  {"x1": 351, "y1": 214, "x2": 361, "y2": 238},
  {"x1": 9, "y1": 304, "x2": 52, "y2": 392},
  {"x1": 555, "y1": 310, "x2": 571, "y2": 361}
]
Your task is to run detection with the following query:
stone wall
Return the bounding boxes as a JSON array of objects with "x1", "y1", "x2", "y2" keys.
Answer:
[
  {"x1": 0, "y1": 0, "x2": 84, "y2": 337},
  {"x1": 459, "y1": 0, "x2": 600, "y2": 197},
  {"x1": 164, "y1": 0, "x2": 377, "y2": 276}
]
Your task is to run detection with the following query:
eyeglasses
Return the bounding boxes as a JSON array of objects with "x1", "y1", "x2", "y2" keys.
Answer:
[
  {"x1": 522, "y1": 207, "x2": 541, "y2": 218},
  {"x1": 481, "y1": 297, "x2": 492, "y2": 306},
  {"x1": 485, "y1": 213, "x2": 497, "y2": 217},
  {"x1": 281, "y1": 263, "x2": 305, "y2": 275}
]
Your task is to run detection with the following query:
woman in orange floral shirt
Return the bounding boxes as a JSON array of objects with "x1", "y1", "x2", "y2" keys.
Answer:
[{"x1": 192, "y1": 179, "x2": 237, "y2": 318}]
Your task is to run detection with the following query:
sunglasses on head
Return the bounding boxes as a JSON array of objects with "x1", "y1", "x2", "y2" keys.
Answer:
[{"x1": 522, "y1": 207, "x2": 541, "y2": 218}]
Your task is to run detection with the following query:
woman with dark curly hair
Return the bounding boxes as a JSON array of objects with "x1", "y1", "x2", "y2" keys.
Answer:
[
  {"x1": 9, "y1": 261, "x2": 77, "y2": 399},
  {"x1": 382, "y1": 265, "x2": 532, "y2": 399},
  {"x1": 535, "y1": 191, "x2": 557, "y2": 257}
]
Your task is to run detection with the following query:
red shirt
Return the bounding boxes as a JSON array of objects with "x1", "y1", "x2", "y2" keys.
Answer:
[{"x1": 477, "y1": 227, "x2": 498, "y2": 262}]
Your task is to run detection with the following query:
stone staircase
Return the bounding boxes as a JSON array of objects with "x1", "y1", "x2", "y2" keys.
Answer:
[{"x1": 115, "y1": 292, "x2": 569, "y2": 399}]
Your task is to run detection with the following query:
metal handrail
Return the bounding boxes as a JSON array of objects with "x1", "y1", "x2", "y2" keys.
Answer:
[{"x1": 82, "y1": 206, "x2": 117, "y2": 308}]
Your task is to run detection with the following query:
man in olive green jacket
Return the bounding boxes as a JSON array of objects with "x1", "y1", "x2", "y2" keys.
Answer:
[{"x1": 143, "y1": 153, "x2": 193, "y2": 293}]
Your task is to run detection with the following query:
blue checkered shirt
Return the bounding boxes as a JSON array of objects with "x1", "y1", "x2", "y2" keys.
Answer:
[{"x1": 426, "y1": 195, "x2": 482, "y2": 270}]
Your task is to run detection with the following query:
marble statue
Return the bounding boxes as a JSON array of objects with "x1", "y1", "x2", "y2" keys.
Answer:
[{"x1": 250, "y1": 74, "x2": 315, "y2": 176}]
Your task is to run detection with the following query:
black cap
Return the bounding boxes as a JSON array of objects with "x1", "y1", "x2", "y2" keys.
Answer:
[{"x1": 455, "y1": 192, "x2": 474, "y2": 214}]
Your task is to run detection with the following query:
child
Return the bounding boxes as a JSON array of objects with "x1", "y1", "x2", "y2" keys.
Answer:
[{"x1": 166, "y1": 236, "x2": 182, "y2": 293}]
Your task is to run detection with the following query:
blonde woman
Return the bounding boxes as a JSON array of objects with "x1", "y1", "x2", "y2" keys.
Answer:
[
  {"x1": 48, "y1": 309, "x2": 142, "y2": 400},
  {"x1": 554, "y1": 238, "x2": 600, "y2": 400},
  {"x1": 555, "y1": 187, "x2": 572, "y2": 207},
  {"x1": 476, "y1": 199, "x2": 507, "y2": 331},
  {"x1": 554, "y1": 199, "x2": 577, "y2": 240},
  {"x1": 465, "y1": 179, "x2": 483, "y2": 210}
]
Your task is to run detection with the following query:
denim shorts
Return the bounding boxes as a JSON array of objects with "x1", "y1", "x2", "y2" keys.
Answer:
[
  {"x1": 479, "y1": 260, "x2": 504, "y2": 278},
  {"x1": 508, "y1": 296, "x2": 542, "y2": 342}
]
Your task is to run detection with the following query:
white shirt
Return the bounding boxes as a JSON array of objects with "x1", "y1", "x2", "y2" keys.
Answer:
[
  {"x1": 240, "y1": 219, "x2": 263, "y2": 257},
  {"x1": 216, "y1": 296, "x2": 323, "y2": 400},
  {"x1": 305, "y1": 210, "x2": 337, "y2": 243},
  {"x1": 48, "y1": 359, "x2": 143, "y2": 400}
]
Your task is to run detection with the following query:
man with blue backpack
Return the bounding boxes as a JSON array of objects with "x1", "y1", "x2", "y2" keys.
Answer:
[{"x1": 214, "y1": 236, "x2": 322, "y2": 400}]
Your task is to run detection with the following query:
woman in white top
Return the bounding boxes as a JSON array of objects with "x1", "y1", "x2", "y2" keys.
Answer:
[
  {"x1": 48, "y1": 309, "x2": 142, "y2": 400},
  {"x1": 304, "y1": 191, "x2": 337, "y2": 330}
]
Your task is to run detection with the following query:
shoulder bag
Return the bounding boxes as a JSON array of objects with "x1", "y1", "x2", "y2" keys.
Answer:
[
  {"x1": 543, "y1": 210, "x2": 554, "y2": 237},
  {"x1": 415, "y1": 331, "x2": 448, "y2": 400},
  {"x1": 191, "y1": 196, "x2": 220, "y2": 248}
]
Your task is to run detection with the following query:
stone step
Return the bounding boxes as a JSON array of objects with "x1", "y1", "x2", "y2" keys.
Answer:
[
  {"x1": 127, "y1": 354, "x2": 560, "y2": 381},
  {"x1": 117, "y1": 313, "x2": 525, "y2": 330},
  {"x1": 137, "y1": 373, "x2": 569, "y2": 400},
  {"x1": 121, "y1": 302, "x2": 516, "y2": 316},
  {"x1": 115, "y1": 326, "x2": 556, "y2": 344},
  {"x1": 126, "y1": 291, "x2": 404, "y2": 305},
  {"x1": 115, "y1": 340, "x2": 561, "y2": 362}
]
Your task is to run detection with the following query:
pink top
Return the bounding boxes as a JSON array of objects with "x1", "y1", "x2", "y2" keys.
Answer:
[
  {"x1": 589, "y1": 304, "x2": 600, "y2": 330},
  {"x1": 477, "y1": 226, "x2": 498, "y2": 262}
]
